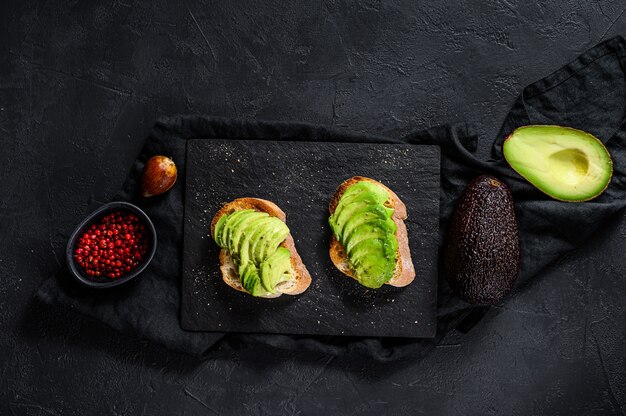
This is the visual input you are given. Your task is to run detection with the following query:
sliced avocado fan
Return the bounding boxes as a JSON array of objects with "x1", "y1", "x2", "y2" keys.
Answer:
[
  {"x1": 329, "y1": 181, "x2": 398, "y2": 289},
  {"x1": 503, "y1": 125, "x2": 613, "y2": 202},
  {"x1": 214, "y1": 210, "x2": 292, "y2": 297}
]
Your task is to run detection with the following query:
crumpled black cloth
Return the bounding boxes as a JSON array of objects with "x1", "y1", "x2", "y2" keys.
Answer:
[{"x1": 37, "y1": 36, "x2": 626, "y2": 361}]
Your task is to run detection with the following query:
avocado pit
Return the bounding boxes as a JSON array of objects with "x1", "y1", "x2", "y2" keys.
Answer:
[{"x1": 548, "y1": 148, "x2": 589, "y2": 186}]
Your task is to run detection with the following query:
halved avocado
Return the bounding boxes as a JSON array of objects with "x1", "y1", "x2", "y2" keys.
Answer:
[{"x1": 503, "y1": 125, "x2": 613, "y2": 202}]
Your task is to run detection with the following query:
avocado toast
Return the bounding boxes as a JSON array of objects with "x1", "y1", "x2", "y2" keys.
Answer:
[
  {"x1": 211, "y1": 198, "x2": 311, "y2": 298},
  {"x1": 328, "y1": 177, "x2": 415, "y2": 289}
]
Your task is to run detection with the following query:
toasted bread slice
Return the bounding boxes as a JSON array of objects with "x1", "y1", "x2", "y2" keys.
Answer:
[
  {"x1": 210, "y1": 198, "x2": 311, "y2": 298},
  {"x1": 328, "y1": 177, "x2": 415, "y2": 287}
]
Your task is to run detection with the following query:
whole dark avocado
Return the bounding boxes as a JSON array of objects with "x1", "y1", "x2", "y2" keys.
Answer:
[{"x1": 444, "y1": 175, "x2": 520, "y2": 305}]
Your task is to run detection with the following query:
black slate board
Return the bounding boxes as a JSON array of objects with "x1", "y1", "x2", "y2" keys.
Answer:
[{"x1": 181, "y1": 140, "x2": 440, "y2": 338}]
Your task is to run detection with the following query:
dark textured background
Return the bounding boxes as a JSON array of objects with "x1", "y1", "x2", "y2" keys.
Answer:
[{"x1": 1, "y1": 0, "x2": 625, "y2": 415}]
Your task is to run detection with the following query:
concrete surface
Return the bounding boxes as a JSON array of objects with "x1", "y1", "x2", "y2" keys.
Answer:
[{"x1": 1, "y1": 0, "x2": 625, "y2": 414}]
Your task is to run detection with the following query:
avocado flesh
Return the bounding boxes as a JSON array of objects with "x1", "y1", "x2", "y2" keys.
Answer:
[
  {"x1": 332, "y1": 188, "x2": 389, "y2": 238},
  {"x1": 344, "y1": 220, "x2": 394, "y2": 254},
  {"x1": 239, "y1": 263, "x2": 269, "y2": 297},
  {"x1": 259, "y1": 247, "x2": 292, "y2": 293},
  {"x1": 332, "y1": 196, "x2": 379, "y2": 238},
  {"x1": 213, "y1": 214, "x2": 228, "y2": 247},
  {"x1": 349, "y1": 239, "x2": 397, "y2": 288},
  {"x1": 503, "y1": 125, "x2": 612, "y2": 202},
  {"x1": 249, "y1": 220, "x2": 285, "y2": 264},
  {"x1": 333, "y1": 182, "x2": 383, "y2": 216},
  {"x1": 328, "y1": 181, "x2": 398, "y2": 289},
  {"x1": 341, "y1": 205, "x2": 392, "y2": 243},
  {"x1": 220, "y1": 210, "x2": 253, "y2": 250},
  {"x1": 231, "y1": 212, "x2": 268, "y2": 259},
  {"x1": 236, "y1": 216, "x2": 274, "y2": 266},
  {"x1": 213, "y1": 210, "x2": 292, "y2": 296},
  {"x1": 256, "y1": 224, "x2": 289, "y2": 264}
]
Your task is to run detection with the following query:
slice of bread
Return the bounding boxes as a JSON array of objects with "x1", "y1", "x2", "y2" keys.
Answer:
[
  {"x1": 328, "y1": 177, "x2": 415, "y2": 287},
  {"x1": 210, "y1": 198, "x2": 311, "y2": 298}
]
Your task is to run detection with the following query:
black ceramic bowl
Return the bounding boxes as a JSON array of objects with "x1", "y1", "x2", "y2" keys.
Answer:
[{"x1": 66, "y1": 201, "x2": 157, "y2": 288}]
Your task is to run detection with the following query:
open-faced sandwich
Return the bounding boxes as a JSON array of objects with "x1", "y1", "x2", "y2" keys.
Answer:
[
  {"x1": 328, "y1": 177, "x2": 415, "y2": 289},
  {"x1": 211, "y1": 198, "x2": 311, "y2": 298}
]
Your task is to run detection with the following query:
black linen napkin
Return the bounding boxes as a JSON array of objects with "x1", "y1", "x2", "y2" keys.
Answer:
[{"x1": 37, "y1": 36, "x2": 626, "y2": 361}]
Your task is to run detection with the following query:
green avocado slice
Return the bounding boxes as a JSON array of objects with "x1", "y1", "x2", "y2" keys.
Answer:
[
  {"x1": 332, "y1": 184, "x2": 388, "y2": 230},
  {"x1": 238, "y1": 263, "x2": 268, "y2": 297},
  {"x1": 219, "y1": 210, "x2": 253, "y2": 251},
  {"x1": 237, "y1": 215, "x2": 273, "y2": 266},
  {"x1": 328, "y1": 181, "x2": 399, "y2": 288},
  {"x1": 332, "y1": 191, "x2": 388, "y2": 239},
  {"x1": 250, "y1": 221, "x2": 287, "y2": 265},
  {"x1": 340, "y1": 205, "x2": 389, "y2": 243},
  {"x1": 230, "y1": 211, "x2": 267, "y2": 254},
  {"x1": 503, "y1": 125, "x2": 613, "y2": 202},
  {"x1": 257, "y1": 223, "x2": 289, "y2": 263},
  {"x1": 350, "y1": 236, "x2": 397, "y2": 266},
  {"x1": 213, "y1": 214, "x2": 229, "y2": 247},
  {"x1": 213, "y1": 209, "x2": 292, "y2": 297},
  {"x1": 214, "y1": 210, "x2": 239, "y2": 248},
  {"x1": 349, "y1": 239, "x2": 395, "y2": 289},
  {"x1": 345, "y1": 220, "x2": 390, "y2": 255},
  {"x1": 259, "y1": 247, "x2": 292, "y2": 293},
  {"x1": 239, "y1": 216, "x2": 276, "y2": 265}
]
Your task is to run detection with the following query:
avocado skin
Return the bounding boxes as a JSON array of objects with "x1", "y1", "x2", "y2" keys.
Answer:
[{"x1": 444, "y1": 175, "x2": 520, "y2": 306}]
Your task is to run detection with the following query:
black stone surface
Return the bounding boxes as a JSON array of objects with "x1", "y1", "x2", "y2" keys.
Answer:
[
  {"x1": 182, "y1": 140, "x2": 440, "y2": 337},
  {"x1": 2, "y1": 0, "x2": 625, "y2": 415}
]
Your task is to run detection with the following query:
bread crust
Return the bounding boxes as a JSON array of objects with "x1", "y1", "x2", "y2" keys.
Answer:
[
  {"x1": 211, "y1": 198, "x2": 311, "y2": 297},
  {"x1": 328, "y1": 177, "x2": 415, "y2": 287}
]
